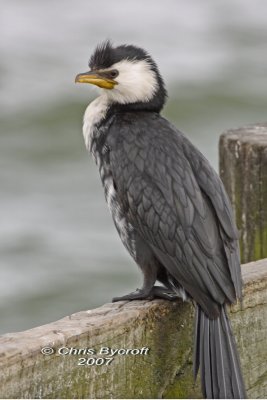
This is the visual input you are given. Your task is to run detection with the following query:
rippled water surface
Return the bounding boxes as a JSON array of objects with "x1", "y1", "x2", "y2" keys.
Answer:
[{"x1": 1, "y1": 0, "x2": 267, "y2": 334}]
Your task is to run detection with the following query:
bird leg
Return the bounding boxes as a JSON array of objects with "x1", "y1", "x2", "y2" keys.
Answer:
[
  {"x1": 112, "y1": 260, "x2": 178, "y2": 302},
  {"x1": 112, "y1": 262, "x2": 157, "y2": 302}
]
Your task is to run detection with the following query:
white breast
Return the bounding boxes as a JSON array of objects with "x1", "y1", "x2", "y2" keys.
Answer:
[
  {"x1": 83, "y1": 95, "x2": 110, "y2": 150},
  {"x1": 83, "y1": 95, "x2": 136, "y2": 260},
  {"x1": 104, "y1": 176, "x2": 136, "y2": 259}
]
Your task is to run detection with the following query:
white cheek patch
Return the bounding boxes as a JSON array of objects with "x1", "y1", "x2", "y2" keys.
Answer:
[{"x1": 105, "y1": 59, "x2": 158, "y2": 104}]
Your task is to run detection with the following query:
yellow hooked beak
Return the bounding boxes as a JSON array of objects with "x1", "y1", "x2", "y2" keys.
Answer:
[{"x1": 75, "y1": 70, "x2": 117, "y2": 89}]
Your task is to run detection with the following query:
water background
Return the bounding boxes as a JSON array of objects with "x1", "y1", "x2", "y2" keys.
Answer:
[{"x1": 1, "y1": 0, "x2": 267, "y2": 334}]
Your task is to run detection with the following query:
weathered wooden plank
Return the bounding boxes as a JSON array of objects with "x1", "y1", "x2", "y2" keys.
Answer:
[
  {"x1": 219, "y1": 123, "x2": 267, "y2": 263},
  {"x1": 0, "y1": 259, "x2": 266, "y2": 399}
]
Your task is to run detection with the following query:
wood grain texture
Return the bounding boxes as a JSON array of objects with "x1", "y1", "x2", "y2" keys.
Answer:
[
  {"x1": 0, "y1": 259, "x2": 266, "y2": 399},
  {"x1": 219, "y1": 123, "x2": 267, "y2": 263}
]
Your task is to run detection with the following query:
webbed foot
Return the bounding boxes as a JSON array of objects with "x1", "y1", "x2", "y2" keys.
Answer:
[
  {"x1": 112, "y1": 288, "x2": 151, "y2": 302},
  {"x1": 112, "y1": 285, "x2": 178, "y2": 302}
]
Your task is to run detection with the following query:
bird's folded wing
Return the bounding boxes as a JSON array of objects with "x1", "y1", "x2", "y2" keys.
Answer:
[
  {"x1": 181, "y1": 134, "x2": 242, "y2": 298},
  {"x1": 181, "y1": 135, "x2": 239, "y2": 241},
  {"x1": 108, "y1": 115, "x2": 239, "y2": 313}
]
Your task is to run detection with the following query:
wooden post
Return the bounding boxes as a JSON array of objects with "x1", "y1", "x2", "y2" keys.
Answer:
[
  {"x1": 0, "y1": 259, "x2": 267, "y2": 399},
  {"x1": 219, "y1": 123, "x2": 267, "y2": 263}
]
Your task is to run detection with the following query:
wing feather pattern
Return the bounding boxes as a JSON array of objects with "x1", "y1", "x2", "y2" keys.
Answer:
[{"x1": 108, "y1": 112, "x2": 240, "y2": 317}]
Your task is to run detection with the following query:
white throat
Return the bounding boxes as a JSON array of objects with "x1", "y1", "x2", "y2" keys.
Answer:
[{"x1": 83, "y1": 94, "x2": 110, "y2": 150}]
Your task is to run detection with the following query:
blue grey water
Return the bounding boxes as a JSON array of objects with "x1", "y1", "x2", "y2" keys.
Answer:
[{"x1": 1, "y1": 0, "x2": 267, "y2": 334}]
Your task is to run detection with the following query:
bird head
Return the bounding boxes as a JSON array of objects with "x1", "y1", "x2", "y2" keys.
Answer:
[{"x1": 75, "y1": 40, "x2": 167, "y2": 112}]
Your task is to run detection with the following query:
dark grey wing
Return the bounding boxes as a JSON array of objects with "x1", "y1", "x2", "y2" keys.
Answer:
[
  {"x1": 181, "y1": 135, "x2": 242, "y2": 298},
  {"x1": 108, "y1": 114, "x2": 237, "y2": 317},
  {"x1": 182, "y1": 136, "x2": 239, "y2": 240}
]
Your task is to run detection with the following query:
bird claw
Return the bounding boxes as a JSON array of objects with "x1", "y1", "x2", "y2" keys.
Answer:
[{"x1": 150, "y1": 286, "x2": 179, "y2": 301}]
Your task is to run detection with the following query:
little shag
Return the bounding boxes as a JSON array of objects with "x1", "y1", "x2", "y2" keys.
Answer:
[{"x1": 75, "y1": 41, "x2": 246, "y2": 399}]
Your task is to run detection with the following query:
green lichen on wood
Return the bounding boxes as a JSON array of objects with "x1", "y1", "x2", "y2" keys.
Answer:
[
  {"x1": 151, "y1": 302, "x2": 199, "y2": 398},
  {"x1": 163, "y1": 360, "x2": 202, "y2": 399},
  {"x1": 219, "y1": 125, "x2": 267, "y2": 263}
]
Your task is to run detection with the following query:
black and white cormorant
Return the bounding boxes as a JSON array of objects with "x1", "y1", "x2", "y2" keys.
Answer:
[{"x1": 75, "y1": 41, "x2": 246, "y2": 399}]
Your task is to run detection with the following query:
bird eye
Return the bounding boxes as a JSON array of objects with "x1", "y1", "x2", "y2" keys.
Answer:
[{"x1": 109, "y1": 69, "x2": 119, "y2": 79}]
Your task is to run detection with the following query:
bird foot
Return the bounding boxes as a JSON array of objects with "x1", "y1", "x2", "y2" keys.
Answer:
[
  {"x1": 112, "y1": 288, "x2": 151, "y2": 302},
  {"x1": 112, "y1": 286, "x2": 178, "y2": 302},
  {"x1": 150, "y1": 286, "x2": 179, "y2": 301}
]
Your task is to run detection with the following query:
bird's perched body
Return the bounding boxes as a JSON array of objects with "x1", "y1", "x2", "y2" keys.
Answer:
[{"x1": 76, "y1": 41, "x2": 246, "y2": 399}]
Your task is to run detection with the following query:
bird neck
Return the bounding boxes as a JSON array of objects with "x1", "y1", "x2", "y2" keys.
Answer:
[
  {"x1": 83, "y1": 95, "x2": 110, "y2": 150},
  {"x1": 82, "y1": 89, "x2": 165, "y2": 151},
  {"x1": 109, "y1": 100, "x2": 161, "y2": 113},
  {"x1": 108, "y1": 81, "x2": 166, "y2": 113}
]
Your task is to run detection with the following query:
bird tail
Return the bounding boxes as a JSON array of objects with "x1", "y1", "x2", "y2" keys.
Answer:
[{"x1": 193, "y1": 304, "x2": 246, "y2": 399}]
